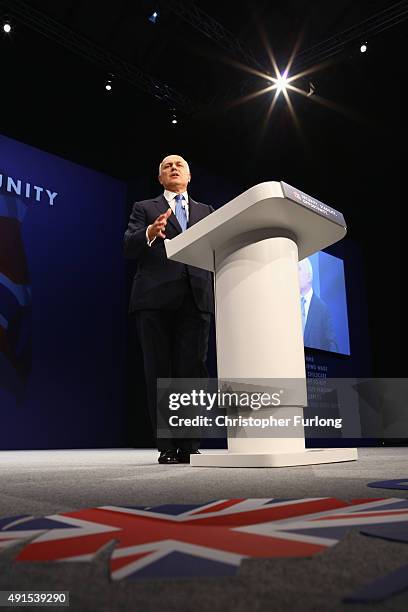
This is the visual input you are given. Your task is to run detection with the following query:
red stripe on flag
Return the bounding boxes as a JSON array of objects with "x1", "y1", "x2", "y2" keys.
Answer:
[
  {"x1": 190, "y1": 499, "x2": 245, "y2": 515},
  {"x1": 16, "y1": 531, "x2": 117, "y2": 561},
  {"x1": 182, "y1": 498, "x2": 349, "y2": 527},
  {"x1": 311, "y1": 510, "x2": 408, "y2": 521}
]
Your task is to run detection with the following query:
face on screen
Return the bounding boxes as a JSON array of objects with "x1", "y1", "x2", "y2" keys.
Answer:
[{"x1": 298, "y1": 259, "x2": 312, "y2": 294}]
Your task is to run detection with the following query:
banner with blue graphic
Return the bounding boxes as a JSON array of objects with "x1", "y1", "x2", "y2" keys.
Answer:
[{"x1": 0, "y1": 133, "x2": 127, "y2": 448}]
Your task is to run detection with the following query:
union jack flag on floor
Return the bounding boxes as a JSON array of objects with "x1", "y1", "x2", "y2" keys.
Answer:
[
  {"x1": 0, "y1": 187, "x2": 32, "y2": 400},
  {"x1": 1, "y1": 497, "x2": 408, "y2": 580}
]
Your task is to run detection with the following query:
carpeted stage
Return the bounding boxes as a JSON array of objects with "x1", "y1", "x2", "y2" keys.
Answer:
[
  {"x1": 1, "y1": 447, "x2": 408, "y2": 611},
  {"x1": 1, "y1": 448, "x2": 408, "y2": 513}
]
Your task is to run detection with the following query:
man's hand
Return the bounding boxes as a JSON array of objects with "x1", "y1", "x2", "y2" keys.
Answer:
[{"x1": 147, "y1": 208, "x2": 172, "y2": 242}]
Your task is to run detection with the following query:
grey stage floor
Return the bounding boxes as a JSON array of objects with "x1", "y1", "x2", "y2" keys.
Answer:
[
  {"x1": 1, "y1": 447, "x2": 407, "y2": 514},
  {"x1": 0, "y1": 448, "x2": 408, "y2": 611}
]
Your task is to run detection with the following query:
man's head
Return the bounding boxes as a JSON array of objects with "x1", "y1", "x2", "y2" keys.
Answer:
[
  {"x1": 298, "y1": 258, "x2": 313, "y2": 296},
  {"x1": 158, "y1": 154, "x2": 191, "y2": 193}
]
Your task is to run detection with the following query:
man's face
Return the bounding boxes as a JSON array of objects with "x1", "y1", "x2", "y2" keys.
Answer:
[{"x1": 158, "y1": 155, "x2": 191, "y2": 192}]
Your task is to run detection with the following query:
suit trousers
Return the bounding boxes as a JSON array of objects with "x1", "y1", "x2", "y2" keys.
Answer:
[{"x1": 133, "y1": 282, "x2": 211, "y2": 451}]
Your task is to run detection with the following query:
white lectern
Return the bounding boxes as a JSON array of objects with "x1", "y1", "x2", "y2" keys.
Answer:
[{"x1": 165, "y1": 182, "x2": 358, "y2": 467}]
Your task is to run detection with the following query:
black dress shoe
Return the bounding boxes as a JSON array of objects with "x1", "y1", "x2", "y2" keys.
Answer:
[
  {"x1": 158, "y1": 450, "x2": 179, "y2": 464},
  {"x1": 177, "y1": 449, "x2": 201, "y2": 464}
]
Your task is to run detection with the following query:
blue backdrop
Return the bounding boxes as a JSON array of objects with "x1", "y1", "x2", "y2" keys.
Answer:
[{"x1": 0, "y1": 133, "x2": 127, "y2": 448}]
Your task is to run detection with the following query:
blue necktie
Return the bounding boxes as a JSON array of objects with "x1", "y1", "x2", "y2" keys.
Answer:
[
  {"x1": 301, "y1": 296, "x2": 306, "y2": 332},
  {"x1": 175, "y1": 194, "x2": 187, "y2": 231}
]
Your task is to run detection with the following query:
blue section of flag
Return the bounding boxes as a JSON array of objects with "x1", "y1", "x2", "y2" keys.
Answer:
[
  {"x1": 128, "y1": 551, "x2": 238, "y2": 579},
  {"x1": 360, "y1": 523, "x2": 408, "y2": 544},
  {"x1": 356, "y1": 500, "x2": 408, "y2": 511},
  {"x1": 284, "y1": 526, "x2": 356, "y2": 540},
  {"x1": 0, "y1": 516, "x2": 31, "y2": 530},
  {"x1": 367, "y1": 479, "x2": 408, "y2": 491},
  {"x1": 3, "y1": 518, "x2": 79, "y2": 531}
]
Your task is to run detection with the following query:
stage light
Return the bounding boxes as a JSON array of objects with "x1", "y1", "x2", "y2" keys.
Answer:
[
  {"x1": 149, "y1": 11, "x2": 159, "y2": 24},
  {"x1": 227, "y1": 33, "x2": 354, "y2": 134},
  {"x1": 3, "y1": 20, "x2": 11, "y2": 33},
  {"x1": 105, "y1": 79, "x2": 112, "y2": 91},
  {"x1": 275, "y1": 71, "x2": 288, "y2": 94},
  {"x1": 360, "y1": 42, "x2": 367, "y2": 53}
]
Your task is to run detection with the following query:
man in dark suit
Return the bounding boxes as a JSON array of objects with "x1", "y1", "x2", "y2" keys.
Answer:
[
  {"x1": 124, "y1": 155, "x2": 214, "y2": 464},
  {"x1": 299, "y1": 258, "x2": 338, "y2": 352}
]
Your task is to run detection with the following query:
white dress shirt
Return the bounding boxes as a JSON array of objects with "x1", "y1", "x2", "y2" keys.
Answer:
[
  {"x1": 146, "y1": 190, "x2": 189, "y2": 246},
  {"x1": 302, "y1": 287, "x2": 313, "y2": 324}
]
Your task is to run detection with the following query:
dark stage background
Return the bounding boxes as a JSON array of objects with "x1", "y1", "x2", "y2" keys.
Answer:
[{"x1": 0, "y1": 0, "x2": 406, "y2": 448}]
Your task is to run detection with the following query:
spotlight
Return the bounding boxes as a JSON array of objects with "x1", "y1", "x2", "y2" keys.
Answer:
[
  {"x1": 276, "y1": 71, "x2": 288, "y2": 94},
  {"x1": 149, "y1": 11, "x2": 159, "y2": 24},
  {"x1": 3, "y1": 20, "x2": 11, "y2": 33},
  {"x1": 360, "y1": 42, "x2": 367, "y2": 53}
]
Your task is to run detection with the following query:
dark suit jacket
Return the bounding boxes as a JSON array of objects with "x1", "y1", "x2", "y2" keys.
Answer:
[
  {"x1": 124, "y1": 194, "x2": 214, "y2": 313},
  {"x1": 304, "y1": 293, "x2": 338, "y2": 352}
]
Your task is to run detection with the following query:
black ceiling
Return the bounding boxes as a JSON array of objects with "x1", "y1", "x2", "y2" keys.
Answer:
[{"x1": 1, "y1": 0, "x2": 407, "y2": 208}]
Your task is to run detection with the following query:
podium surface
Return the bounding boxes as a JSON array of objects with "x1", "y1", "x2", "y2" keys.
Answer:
[
  {"x1": 165, "y1": 181, "x2": 347, "y2": 271},
  {"x1": 166, "y1": 181, "x2": 357, "y2": 467}
]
